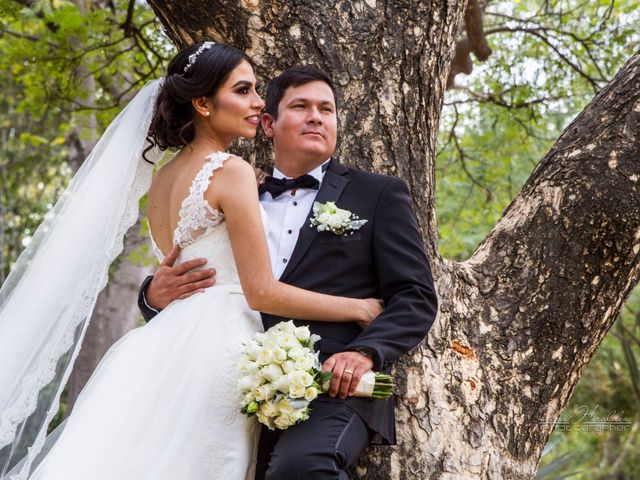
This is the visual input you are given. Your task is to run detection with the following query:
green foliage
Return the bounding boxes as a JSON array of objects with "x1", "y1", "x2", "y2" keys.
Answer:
[
  {"x1": 0, "y1": 0, "x2": 173, "y2": 280},
  {"x1": 0, "y1": 69, "x2": 71, "y2": 283},
  {"x1": 437, "y1": 0, "x2": 640, "y2": 260},
  {"x1": 436, "y1": 1, "x2": 640, "y2": 476}
]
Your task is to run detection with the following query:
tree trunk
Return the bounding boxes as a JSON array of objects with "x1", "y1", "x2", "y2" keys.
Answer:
[{"x1": 147, "y1": 1, "x2": 640, "y2": 478}]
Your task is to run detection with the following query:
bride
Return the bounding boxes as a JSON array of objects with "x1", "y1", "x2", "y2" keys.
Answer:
[{"x1": 0, "y1": 42, "x2": 381, "y2": 479}]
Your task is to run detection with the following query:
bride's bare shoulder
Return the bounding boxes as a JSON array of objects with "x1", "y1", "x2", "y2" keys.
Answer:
[
  {"x1": 203, "y1": 155, "x2": 255, "y2": 207},
  {"x1": 214, "y1": 154, "x2": 253, "y2": 179}
]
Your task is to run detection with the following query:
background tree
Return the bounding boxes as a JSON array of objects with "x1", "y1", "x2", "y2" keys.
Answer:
[
  {"x1": 2, "y1": 0, "x2": 639, "y2": 478},
  {"x1": 145, "y1": 0, "x2": 640, "y2": 478},
  {"x1": 438, "y1": 3, "x2": 640, "y2": 477}
]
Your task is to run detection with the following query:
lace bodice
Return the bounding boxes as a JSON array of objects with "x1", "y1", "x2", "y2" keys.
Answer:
[
  {"x1": 173, "y1": 152, "x2": 229, "y2": 247},
  {"x1": 150, "y1": 152, "x2": 267, "y2": 287}
]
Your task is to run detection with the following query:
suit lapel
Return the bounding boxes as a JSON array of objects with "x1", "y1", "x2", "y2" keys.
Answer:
[{"x1": 279, "y1": 158, "x2": 349, "y2": 282}]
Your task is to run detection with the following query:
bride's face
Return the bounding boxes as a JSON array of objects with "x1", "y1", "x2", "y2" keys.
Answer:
[{"x1": 202, "y1": 60, "x2": 264, "y2": 144}]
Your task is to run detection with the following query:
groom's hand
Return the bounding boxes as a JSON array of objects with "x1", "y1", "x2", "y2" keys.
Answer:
[
  {"x1": 322, "y1": 352, "x2": 374, "y2": 400},
  {"x1": 146, "y1": 245, "x2": 216, "y2": 309}
]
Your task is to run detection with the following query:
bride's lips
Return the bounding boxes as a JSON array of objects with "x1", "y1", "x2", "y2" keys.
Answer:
[{"x1": 245, "y1": 114, "x2": 260, "y2": 126}]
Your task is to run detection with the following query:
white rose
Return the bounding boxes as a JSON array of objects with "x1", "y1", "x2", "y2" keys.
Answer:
[
  {"x1": 287, "y1": 344, "x2": 305, "y2": 361},
  {"x1": 280, "y1": 321, "x2": 296, "y2": 334},
  {"x1": 262, "y1": 337, "x2": 278, "y2": 351},
  {"x1": 260, "y1": 401, "x2": 277, "y2": 418},
  {"x1": 281, "y1": 360, "x2": 296, "y2": 374},
  {"x1": 294, "y1": 355, "x2": 314, "y2": 371},
  {"x1": 294, "y1": 326, "x2": 311, "y2": 341},
  {"x1": 326, "y1": 214, "x2": 341, "y2": 228},
  {"x1": 318, "y1": 212, "x2": 331, "y2": 224},
  {"x1": 256, "y1": 411, "x2": 275, "y2": 430},
  {"x1": 257, "y1": 348, "x2": 274, "y2": 365},
  {"x1": 273, "y1": 348, "x2": 287, "y2": 363},
  {"x1": 278, "y1": 400, "x2": 307, "y2": 424},
  {"x1": 262, "y1": 383, "x2": 277, "y2": 401},
  {"x1": 273, "y1": 374, "x2": 292, "y2": 393},
  {"x1": 288, "y1": 370, "x2": 304, "y2": 388},
  {"x1": 289, "y1": 384, "x2": 306, "y2": 398},
  {"x1": 304, "y1": 387, "x2": 318, "y2": 401},
  {"x1": 242, "y1": 392, "x2": 255, "y2": 406},
  {"x1": 276, "y1": 333, "x2": 297, "y2": 350},
  {"x1": 277, "y1": 400, "x2": 295, "y2": 416},
  {"x1": 254, "y1": 332, "x2": 266, "y2": 344},
  {"x1": 274, "y1": 415, "x2": 293, "y2": 430},
  {"x1": 251, "y1": 386, "x2": 266, "y2": 402},
  {"x1": 237, "y1": 375, "x2": 255, "y2": 393},
  {"x1": 300, "y1": 371, "x2": 314, "y2": 387},
  {"x1": 238, "y1": 357, "x2": 259, "y2": 373},
  {"x1": 261, "y1": 364, "x2": 284, "y2": 382},
  {"x1": 290, "y1": 371, "x2": 314, "y2": 388},
  {"x1": 246, "y1": 341, "x2": 263, "y2": 360}
]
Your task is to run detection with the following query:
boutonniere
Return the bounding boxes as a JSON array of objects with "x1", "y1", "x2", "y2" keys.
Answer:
[{"x1": 310, "y1": 201, "x2": 367, "y2": 236}]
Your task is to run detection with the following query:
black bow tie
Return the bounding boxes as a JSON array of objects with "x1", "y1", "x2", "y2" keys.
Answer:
[{"x1": 259, "y1": 174, "x2": 320, "y2": 198}]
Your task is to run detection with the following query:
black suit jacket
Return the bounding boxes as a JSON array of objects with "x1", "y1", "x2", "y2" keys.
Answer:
[{"x1": 138, "y1": 158, "x2": 438, "y2": 444}]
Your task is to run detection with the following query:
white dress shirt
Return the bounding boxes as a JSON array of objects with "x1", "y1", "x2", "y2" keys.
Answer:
[{"x1": 260, "y1": 160, "x2": 329, "y2": 279}]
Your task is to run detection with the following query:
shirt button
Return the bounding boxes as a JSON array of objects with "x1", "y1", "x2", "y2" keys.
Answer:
[
  {"x1": 282, "y1": 258, "x2": 288, "y2": 263},
  {"x1": 287, "y1": 229, "x2": 293, "y2": 234},
  {"x1": 292, "y1": 201, "x2": 298, "y2": 206}
]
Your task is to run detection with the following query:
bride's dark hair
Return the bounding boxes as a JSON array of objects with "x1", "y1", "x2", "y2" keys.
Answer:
[{"x1": 144, "y1": 42, "x2": 247, "y2": 161}]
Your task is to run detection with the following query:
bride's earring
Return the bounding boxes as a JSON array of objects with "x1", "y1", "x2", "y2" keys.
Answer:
[{"x1": 204, "y1": 111, "x2": 210, "y2": 116}]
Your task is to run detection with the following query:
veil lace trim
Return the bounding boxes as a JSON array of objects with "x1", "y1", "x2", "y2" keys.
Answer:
[{"x1": 0, "y1": 81, "x2": 163, "y2": 479}]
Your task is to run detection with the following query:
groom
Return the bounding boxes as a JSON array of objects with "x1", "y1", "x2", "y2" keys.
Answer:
[{"x1": 137, "y1": 66, "x2": 438, "y2": 478}]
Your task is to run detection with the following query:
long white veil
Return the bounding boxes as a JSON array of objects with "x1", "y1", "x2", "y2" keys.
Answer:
[{"x1": 0, "y1": 80, "x2": 163, "y2": 479}]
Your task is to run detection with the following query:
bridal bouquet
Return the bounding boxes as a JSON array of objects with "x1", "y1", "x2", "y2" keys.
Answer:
[{"x1": 237, "y1": 321, "x2": 394, "y2": 430}]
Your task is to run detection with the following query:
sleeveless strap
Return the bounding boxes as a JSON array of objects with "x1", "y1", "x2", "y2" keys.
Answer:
[{"x1": 173, "y1": 152, "x2": 233, "y2": 247}]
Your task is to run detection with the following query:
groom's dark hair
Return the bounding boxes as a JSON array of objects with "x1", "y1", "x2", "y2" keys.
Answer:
[{"x1": 265, "y1": 65, "x2": 339, "y2": 118}]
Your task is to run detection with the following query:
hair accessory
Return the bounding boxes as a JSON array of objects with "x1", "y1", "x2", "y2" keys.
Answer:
[{"x1": 183, "y1": 41, "x2": 216, "y2": 74}]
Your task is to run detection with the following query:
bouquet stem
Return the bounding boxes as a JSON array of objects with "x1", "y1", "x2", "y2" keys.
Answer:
[{"x1": 322, "y1": 371, "x2": 394, "y2": 399}]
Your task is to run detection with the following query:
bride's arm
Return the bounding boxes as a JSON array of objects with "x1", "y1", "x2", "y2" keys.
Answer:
[{"x1": 212, "y1": 156, "x2": 378, "y2": 324}]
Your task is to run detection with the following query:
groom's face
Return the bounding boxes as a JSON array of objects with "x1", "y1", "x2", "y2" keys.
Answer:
[{"x1": 261, "y1": 81, "x2": 337, "y2": 162}]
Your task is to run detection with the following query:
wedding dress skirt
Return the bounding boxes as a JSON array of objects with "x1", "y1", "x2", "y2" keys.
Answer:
[{"x1": 29, "y1": 153, "x2": 264, "y2": 479}]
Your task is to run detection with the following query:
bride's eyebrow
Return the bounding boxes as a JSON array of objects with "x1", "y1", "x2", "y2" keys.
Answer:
[{"x1": 231, "y1": 80, "x2": 253, "y2": 88}]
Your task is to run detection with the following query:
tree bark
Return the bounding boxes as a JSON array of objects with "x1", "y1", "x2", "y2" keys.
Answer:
[{"x1": 147, "y1": 1, "x2": 640, "y2": 478}]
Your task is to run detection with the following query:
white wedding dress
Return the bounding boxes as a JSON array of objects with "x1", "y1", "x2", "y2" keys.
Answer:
[{"x1": 29, "y1": 152, "x2": 263, "y2": 480}]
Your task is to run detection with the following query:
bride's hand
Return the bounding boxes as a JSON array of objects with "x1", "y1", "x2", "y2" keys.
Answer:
[{"x1": 357, "y1": 298, "x2": 384, "y2": 328}]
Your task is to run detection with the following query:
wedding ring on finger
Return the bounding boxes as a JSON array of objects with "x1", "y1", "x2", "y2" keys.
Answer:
[{"x1": 344, "y1": 369, "x2": 354, "y2": 375}]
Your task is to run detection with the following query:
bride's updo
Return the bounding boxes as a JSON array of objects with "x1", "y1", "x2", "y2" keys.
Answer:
[{"x1": 146, "y1": 41, "x2": 248, "y2": 154}]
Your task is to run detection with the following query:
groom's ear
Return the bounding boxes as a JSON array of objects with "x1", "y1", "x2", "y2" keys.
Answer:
[{"x1": 261, "y1": 113, "x2": 275, "y2": 139}]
